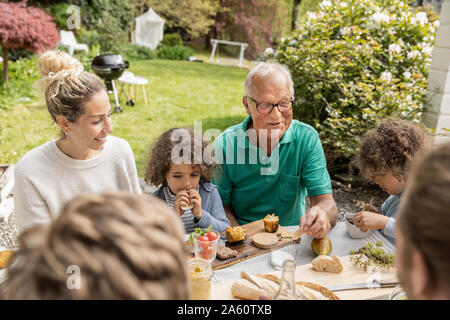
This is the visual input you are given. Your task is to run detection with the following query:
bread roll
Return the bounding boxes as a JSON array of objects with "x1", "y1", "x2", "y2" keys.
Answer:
[{"x1": 311, "y1": 254, "x2": 343, "y2": 273}]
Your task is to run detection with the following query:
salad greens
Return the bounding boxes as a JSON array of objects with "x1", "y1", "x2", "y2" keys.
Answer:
[{"x1": 188, "y1": 225, "x2": 212, "y2": 246}]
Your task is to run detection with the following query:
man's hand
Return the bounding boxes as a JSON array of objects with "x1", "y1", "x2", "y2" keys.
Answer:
[
  {"x1": 299, "y1": 194, "x2": 337, "y2": 239},
  {"x1": 300, "y1": 205, "x2": 331, "y2": 239},
  {"x1": 353, "y1": 211, "x2": 389, "y2": 232}
]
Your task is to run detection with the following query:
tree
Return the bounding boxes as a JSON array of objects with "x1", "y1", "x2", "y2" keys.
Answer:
[
  {"x1": 0, "y1": 1, "x2": 59, "y2": 86},
  {"x1": 213, "y1": 0, "x2": 291, "y2": 59},
  {"x1": 146, "y1": 0, "x2": 221, "y2": 39},
  {"x1": 291, "y1": 0, "x2": 302, "y2": 30},
  {"x1": 75, "y1": 0, "x2": 133, "y2": 53}
]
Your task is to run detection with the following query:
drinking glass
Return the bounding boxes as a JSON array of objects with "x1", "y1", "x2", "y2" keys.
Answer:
[
  {"x1": 270, "y1": 244, "x2": 298, "y2": 270},
  {"x1": 193, "y1": 230, "x2": 220, "y2": 263}
]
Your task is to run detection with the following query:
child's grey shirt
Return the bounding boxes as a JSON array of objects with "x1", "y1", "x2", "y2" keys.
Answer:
[{"x1": 380, "y1": 193, "x2": 403, "y2": 244}]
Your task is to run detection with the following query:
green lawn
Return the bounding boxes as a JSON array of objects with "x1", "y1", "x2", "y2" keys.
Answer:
[{"x1": 0, "y1": 59, "x2": 249, "y2": 175}]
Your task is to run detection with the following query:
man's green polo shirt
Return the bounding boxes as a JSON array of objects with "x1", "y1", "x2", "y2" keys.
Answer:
[{"x1": 212, "y1": 116, "x2": 332, "y2": 226}]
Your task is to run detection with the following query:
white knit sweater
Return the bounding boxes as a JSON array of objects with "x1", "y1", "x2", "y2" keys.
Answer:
[{"x1": 13, "y1": 135, "x2": 142, "y2": 232}]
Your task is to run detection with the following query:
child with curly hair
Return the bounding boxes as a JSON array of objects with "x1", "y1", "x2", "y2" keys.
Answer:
[
  {"x1": 354, "y1": 118, "x2": 430, "y2": 244},
  {"x1": 145, "y1": 128, "x2": 230, "y2": 233}
]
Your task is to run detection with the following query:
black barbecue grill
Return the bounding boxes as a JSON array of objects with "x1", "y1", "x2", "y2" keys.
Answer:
[{"x1": 92, "y1": 54, "x2": 129, "y2": 113}]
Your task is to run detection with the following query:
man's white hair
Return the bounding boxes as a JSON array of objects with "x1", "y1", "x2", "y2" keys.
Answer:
[{"x1": 244, "y1": 61, "x2": 294, "y2": 98}]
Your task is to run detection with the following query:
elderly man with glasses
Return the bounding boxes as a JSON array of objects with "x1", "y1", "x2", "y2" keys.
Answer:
[{"x1": 213, "y1": 62, "x2": 337, "y2": 239}]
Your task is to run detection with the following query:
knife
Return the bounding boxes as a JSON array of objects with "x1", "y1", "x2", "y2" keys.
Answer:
[{"x1": 327, "y1": 279, "x2": 399, "y2": 291}]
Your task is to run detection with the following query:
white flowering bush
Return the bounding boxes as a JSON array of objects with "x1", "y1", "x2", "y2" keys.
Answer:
[{"x1": 276, "y1": 0, "x2": 438, "y2": 170}]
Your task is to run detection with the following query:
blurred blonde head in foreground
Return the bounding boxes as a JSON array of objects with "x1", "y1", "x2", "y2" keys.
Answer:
[{"x1": 4, "y1": 192, "x2": 190, "y2": 299}]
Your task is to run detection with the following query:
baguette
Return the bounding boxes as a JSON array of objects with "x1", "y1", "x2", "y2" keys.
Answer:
[
  {"x1": 296, "y1": 283, "x2": 329, "y2": 300},
  {"x1": 241, "y1": 271, "x2": 280, "y2": 295},
  {"x1": 231, "y1": 279, "x2": 272, "y2": 300},
  {"x1": 258, "y1": 274, "x2": 339, "y2": 300},
  {"x1": 231, "y1": 272, "x2": 339, "y2": 300}
]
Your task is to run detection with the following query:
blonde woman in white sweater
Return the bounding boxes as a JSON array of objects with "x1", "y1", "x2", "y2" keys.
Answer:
[{"x1": 14, "y1": 50, "x2": 141, "y2": 232}]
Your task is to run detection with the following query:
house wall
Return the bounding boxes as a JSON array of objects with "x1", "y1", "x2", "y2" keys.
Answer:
[{"x1": 422, "y1": 0, "x2": 450, "y2": 143}]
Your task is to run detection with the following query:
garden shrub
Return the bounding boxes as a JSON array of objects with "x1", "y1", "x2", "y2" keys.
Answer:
[
  {"x1": 124, "y1": 44, "x2": 156, "y2": 61},
  {"x1": 47, "y1": 3, "x2": 71, "y2": 31},
  {"x1": 78, "y1": 28, "x2": 102, "y2": 49},
  {"x1": 276, "y1": 0, "x2": 438, "y2": 172},
  {"x1": 78, "y1": 0, "x2": 133, "y2": 54},
  {"x1": 77, "y1": 44, "x2": 101, "y2": 72},
  {"x1": 157, "y1": 45, "x2": 194, "y2": 61},
  {"x1": 161, "y1": 33, "x2": 183, "y2": 47},
  {"x1": 0, "y1": 55, "x2": 40, "y2": 108}
]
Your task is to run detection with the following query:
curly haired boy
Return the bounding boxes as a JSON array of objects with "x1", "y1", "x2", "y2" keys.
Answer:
[{"x1": 354, "y1": 118, "x2": 430, "y2": 243}]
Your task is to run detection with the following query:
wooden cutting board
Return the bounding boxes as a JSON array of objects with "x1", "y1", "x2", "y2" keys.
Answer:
[
  {"x1": 211, "y1": 255, "x2": 398, "y2": 300},
  {"x1": 211, "y1": 219, "x2": 296, "y2": 270}
]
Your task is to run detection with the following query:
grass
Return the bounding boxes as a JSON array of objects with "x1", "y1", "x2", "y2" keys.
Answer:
[{"x1": 0, "y1": 59, "x2": 249, "y2": 176}]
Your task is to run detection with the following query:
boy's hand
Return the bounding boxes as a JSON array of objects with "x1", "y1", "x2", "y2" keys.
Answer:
[
  {"x1": 353, "y1": 211, "x2": 389, "y2": 232},
  {"x1": 188, "y1": 189, "x2": 202, "y2": 220},
  {"x1": 174, "y1": 190, "x2": 190, "y2": 216}
]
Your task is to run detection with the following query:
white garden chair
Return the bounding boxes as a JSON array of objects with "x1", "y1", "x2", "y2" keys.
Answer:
[{"x1": 57, "y1": 30, "x2": 89, "y2": 56}]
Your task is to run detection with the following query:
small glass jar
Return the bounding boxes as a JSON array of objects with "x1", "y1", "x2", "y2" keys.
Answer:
[
  {"x1": 193, "y1": 230, "x2": 219, "y2": 263},
  {"x1": 188, "y1": 258, "x2": 212, "y2": 300}
]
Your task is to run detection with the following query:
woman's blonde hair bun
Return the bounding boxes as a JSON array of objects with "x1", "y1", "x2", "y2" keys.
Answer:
[
  {"x1": 36, "y1": 49, "x2": 105, "y2": 124},
  {"x1": 37, "y1": 50, "x2": 84, "y2": 92},
  {"x1": 38, "y1": 50, "x2": 83, "y2": 76}
]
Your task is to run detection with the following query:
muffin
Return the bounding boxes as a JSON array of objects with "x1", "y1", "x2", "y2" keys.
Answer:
[{"x1": 264, "y1": 214, "x2": 279, "y2": 233}]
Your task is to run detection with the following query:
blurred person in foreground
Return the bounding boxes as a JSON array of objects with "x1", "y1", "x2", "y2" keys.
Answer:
[
  {"x1": 3, "y1": 192, "x2": 189, "y2": 299},
  {"x1": 395, "y1": 142, "x2": 450, "y2": 300}
]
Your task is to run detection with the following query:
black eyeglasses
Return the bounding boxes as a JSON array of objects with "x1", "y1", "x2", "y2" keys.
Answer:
[{"x1": 247, "y1": 96, "x2": 294, "y2": 114}]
